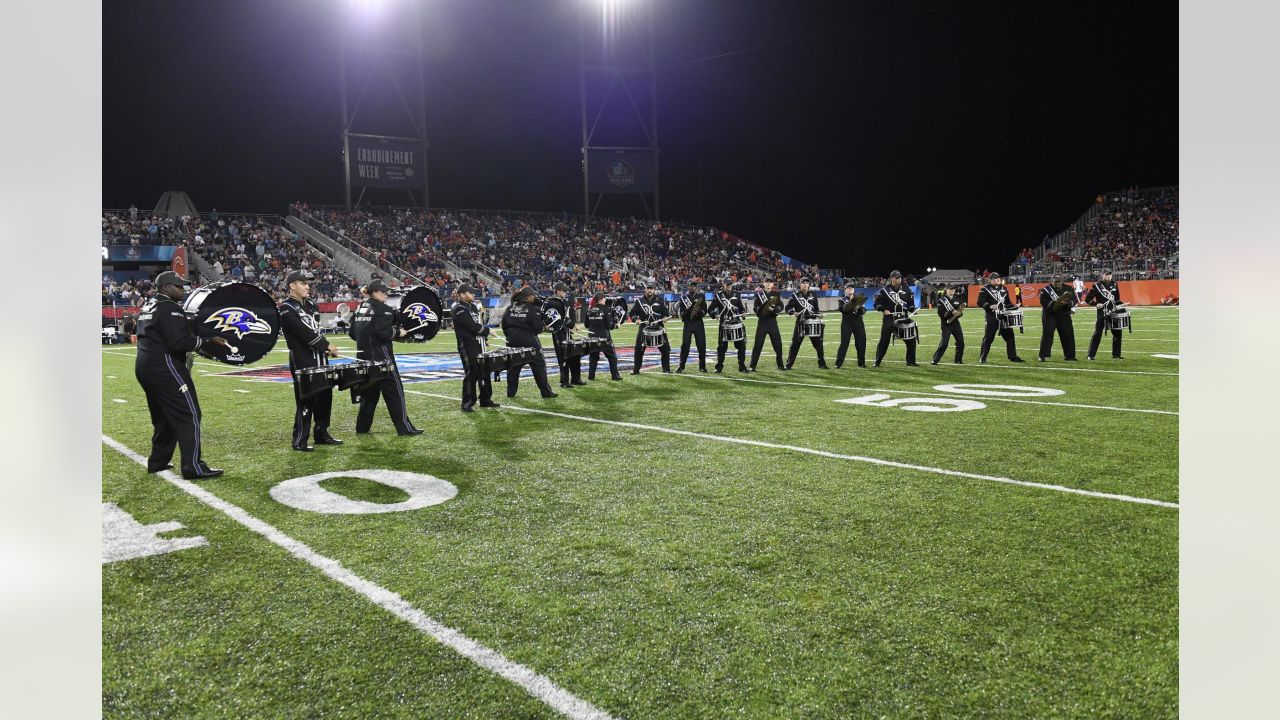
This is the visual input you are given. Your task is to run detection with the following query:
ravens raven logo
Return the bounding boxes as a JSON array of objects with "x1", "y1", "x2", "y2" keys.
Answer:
[
  {"x1": 204, "y1": 307, "x2": 272, "y2": 339},
  {"x1": 404, "y1": 303, "x2": 438, "y2": 325}
]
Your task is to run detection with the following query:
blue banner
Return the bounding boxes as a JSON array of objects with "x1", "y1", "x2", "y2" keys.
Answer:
[{"x1": 104, "y1": 245, "x2": 177, "y2": 262}]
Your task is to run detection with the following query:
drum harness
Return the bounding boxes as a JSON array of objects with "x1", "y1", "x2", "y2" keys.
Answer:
[
  {"x1": 882, "y1": 287, "x2": 917, "y2": 345},
  {"x1": 988, "y1": 286, "x2": 1023, "y2": 334},
  {"x1": 1095, "y1": 284, "x2": 1132, "y2": 333}
]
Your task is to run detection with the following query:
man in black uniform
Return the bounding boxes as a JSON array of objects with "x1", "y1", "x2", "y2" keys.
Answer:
[
  {"x1": 873, "y1": 270, "x2": 919, "y2": 367},
  {"x1": 629, "y1": 283, "x2": 672, "y2": 374},
  {"x1": 977, "y1": 273, "x2": 1026, "y2": 363},
  {"x1": 134, "y1": 271, "x2": 226, "y2": 479},
  {"x1": 352, "y1": 279, "x2": 423, "y2": 435},
  {"x1": 1085, "y1": 269, "x2": 1127, "y2": 360},
  {"x1": 784, "y1": 277, "x2": 828, "y2": 369},
  {"x1": 708, "y1": 279, "x2": 749, "y2": 373},
  {"x1": 280, "y1": 270, "x2": 342, "y2": 451},
  {"x1": 452, "y1": 284, "x2": 499, "y2": 411},
  {"x1": 585, "y1": 292, "x2": 624, "y2": 380},
  {"x1": 930, "y1": 284, "x2": 966, "y2": 365},
  {"x1": 676, "y1": 284, "x2": 709, "y2": 373},
  {"x1": 1038, "y1": 275, "x2": 1078, "y2": 361},
  {"x1": 544, "y1": 282, "x2": 585, "y2": 389},
  {"x1": 749, "y1": 278, "x2": 785, "y2": 371},
  {"x1": 501, "y1": 286, "x2": 558, "y2": 398},
  {"x1": 834, "y1": 283, "x2": 867, "y2": 369}
]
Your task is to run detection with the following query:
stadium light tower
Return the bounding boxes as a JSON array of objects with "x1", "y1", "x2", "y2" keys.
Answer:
[{"x1": 580, "y1": 0, "x2": 660, "y2": 220}]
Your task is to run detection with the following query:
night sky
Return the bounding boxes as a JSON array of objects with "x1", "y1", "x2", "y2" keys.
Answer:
[{"x1": 103, "y1": 0, "x2": 1177, "y2": 275}]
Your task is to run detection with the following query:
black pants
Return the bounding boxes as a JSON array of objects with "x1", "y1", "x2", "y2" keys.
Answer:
[
  {"x1": 932, "y1": 322, "x2": 965, "y2": 363},
  {"x1": 459, "y1": 349, "x2": 493, "y2": 409},
  {"x1": 1039, "y1": 311, "x2": 1077, "y2": 360},
  {"x1": 980, "y1": 314, "x2": 1019, "y2": 361},
  {"x1": 356, "y1": 346, "x2": 418, "y2": 434},
  {"x1": 787, "y1": 323, "x2": 826, "y2": 367},
  {"x1": 835, "y1": 317, "x2": 867, "y2": 367},
  {"x1": 507, "y1": 344, "x2": 556, "y2": 396},
  {"x1": 1088, "y1": 312, "x2": 1123, "y2": 358},
  {"x1": 136, "y1": 355, "x2": 210, "y2": 477},
  {"x1": 289, "y1": 358, "x2": 333, "y2": 449},
  {"x1": 552, "y1": 333, "x2": 582, "y2": 387},
  {"x1": 588, "y1": 343, "x2": 621, "y2": 379},
  {"x1": 679, "y1": 321, "x2": 707, "y2": 370},
  {"x1": 874, "y1": 315, "x2": 917, "y2": 365},
  {"x1": 716, "y1": 327, "x2": 748, "y2": 370},
  {"x1": 633, "y1": 327, "x2": 671, "y2": 372},
  {"x1": 750, "y1": 318, "x2": 784, "y2": 369}
]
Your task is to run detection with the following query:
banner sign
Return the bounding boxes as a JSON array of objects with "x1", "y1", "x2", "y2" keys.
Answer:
[
  {"x1": 171, "y1": 247, "x2": 187, "y2": 278},
  {"x1": 348, "y1": 135, "x2": 425, "y2": 189},
  {"x1": 104, "y1": 245, "x2": 177, "y2": 262},
  {"x1": 587, "y1": 149, "x2": 656, "y2": 194}
]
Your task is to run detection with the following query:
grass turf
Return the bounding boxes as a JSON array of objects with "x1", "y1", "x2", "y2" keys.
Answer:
[{"x1": 102, "y1": 305, "x2": 1179, "y2": 718}]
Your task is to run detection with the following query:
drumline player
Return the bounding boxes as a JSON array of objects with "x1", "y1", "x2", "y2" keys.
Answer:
[
  {"x1": 279, "y1": 270, "x2": 342, "y2": 451},
  {"x1": 1038, "y1": 275, "x2": 1078, "y2": 361},
  {"x1": 585, "y1": 292, "x2": 624, "y2": 381},
  {"x1": 977, "y1": 273, "x2": 1026, "y2": 364},
  {"x1": 930, "y1": 284, "x2": 965, "y2": 365},
  {"x1": 873, "y1": 270, "x2": 919, "y2": 367},
  {"x1": 749, "y1": 278, "x2": 786, "y2": 372},
  {"x1": 501, "y1": 286, "x2": 559, "y2": 398},
  {"x1": 708, "y1": 279, "x2": 749, "y2": 373},
  {"x1": 834, "y1": 283, "x2": 867, "y2": 369},
  {"x1": 784, "y1": 277, "x2": 828, "y2": 369},
  {"x1": 1085, "y1": 269, "x2": 1126, "y2": 360},
  {"x1": 452, "y1": 283, "x2": 499, "y2": 412},
  {"x1": 352, "y1": 279, "x2": 423, "y2": 435},
  {"x1": 545, "y1": 282, "x2": 585, "y2": 389},
  {"x1": 676, "y1": 283, "x2": 709, "y2": 373},
  {"x1": 629, "y1": 283, "x2": 672, "y2": 374}
]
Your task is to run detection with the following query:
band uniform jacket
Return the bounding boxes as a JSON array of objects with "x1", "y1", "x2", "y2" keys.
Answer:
[
  {"x1": 585, "y1": 303, "x2": 619, "y2": 342},
  {"x1": 502, "y1": 301, "x2": 545, "y2": 348},
  {"x1": 977, "y1": 285, "x2": 1010, "y2": 315},
  {"x1": 680, "y1": 294, "x2": 708, "y2": 323},
  {"x1": 873, "y1": 286, "x2": 915, "y2": 315},
  {"x1": 1085, "y1": 280, "x2": 1123, "y2": 311},
  {"x1": 352, "y1": 297, "x2": 397, "y2": 356},
  {"x1": 629, "y1": 296, "x2": 668, "y2": 326},
  {"x1": 452, "y1": 301, "x2": 489, "y2": 357},
  {"x1": 936, "y1": 295, "x2": 963, "y2": 324},
  {"x1": 754, "y1": 289, "x2": 783, "y2": 319},
  {"x1": 279, "y1": 296, "x2": 331, "y2": 368},
  {"x1": 785, "y1": 290, "x2": 821, "y2": 319},
  {"x1": 838, "y1": 295, "x2": 867, "y2": 324},
  {"x1": 135, "y1": 294, "x2": 203, "y2": 369},
  {"x1": 708, "y1": 293, "x2": 747, "y2": 326},
  {"x1": 1039, "y1": 284, "x2": 1076, "y2": 315},
  {"x1": 543, "y1": 296, "x2": 574, "y2": 338}
]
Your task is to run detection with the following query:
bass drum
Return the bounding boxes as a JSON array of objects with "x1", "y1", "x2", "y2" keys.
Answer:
[
  {"x1": 392, "y1": 285, "x2": 443, "y2": 343},
  {"x1": 182, "y1": 281, "x2": 280, "y2": 365}
]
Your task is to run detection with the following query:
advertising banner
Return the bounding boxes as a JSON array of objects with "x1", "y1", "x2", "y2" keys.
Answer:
[
  {"x1": 348, "y1": 135, "x2": 425, "y2": 189},
  {"x1": 104, "y1": 245, "x2": 177, "y2": 262}
]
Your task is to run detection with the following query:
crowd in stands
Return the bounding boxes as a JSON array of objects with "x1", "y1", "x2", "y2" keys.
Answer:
[{"x1": 1010, "y1": 186, "x2": 1179, "y2": 281}]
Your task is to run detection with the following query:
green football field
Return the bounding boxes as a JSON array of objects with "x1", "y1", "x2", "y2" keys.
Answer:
[{"x1": 101, "y1": 305, "x2": 1179, "y2": 719}]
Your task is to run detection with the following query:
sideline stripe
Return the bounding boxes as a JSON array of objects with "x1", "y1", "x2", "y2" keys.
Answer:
[
  {"x1": 665, "y1": 373, "x2": 1178, "y2": 416},
  {"x1": 404, "y1": 391, "x2": 1178, "y2": 509},
  {"x1": 101, "y1": 435, "x2": 616, "y2": 720}
]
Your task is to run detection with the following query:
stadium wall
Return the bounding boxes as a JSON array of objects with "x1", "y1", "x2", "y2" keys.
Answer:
[{"x1": 966, "y1": 279, "x2": 1179, "y2": 307}]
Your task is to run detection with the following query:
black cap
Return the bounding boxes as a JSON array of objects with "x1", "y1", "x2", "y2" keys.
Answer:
[
  {"x1": 843, "y1": 282, "x2": 856, "y2": 290},
  {"x1": 1102, "y1": 269, "x2": 1113, "y2": 275},
  {"x1": 593, "y1": 292, "x2": 605, "y2": 302},
  {"x1": 889, "y1": 270, "x2": 902, "y2": 279},
  {"x1": 800, "y1": 277, "x2": 812, "y2": 284},
  {"x1": 154, "y1": 270, "x2": 186, "y2": 288},
  {"x1": 515, "y1": 286, "x2": 535, "y2": 299},
  {"x1": 367, "y1": 279, "x2": 390, "y2": 294},
  {"x1": 553, "y1": 282, "x2": 569, "y2": 292},
  {"x1": 645, "y1": 281, "x2": 658, "y2": 289},
  {"x1": 286, "y1": 270, "x2": 314, "y2": 285},
  {"x1": 989, "y1": 272, "x2": 1002, "y2": 279},
  {"x1": 457, "y1": 283, "x2": 475, "y2": 295}
]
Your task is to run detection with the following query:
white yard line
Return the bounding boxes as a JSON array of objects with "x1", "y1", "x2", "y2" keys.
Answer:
[
  {"x1": 101, "y1": 435, "x2": 616, "y2": 720},
  {"x1": 665, "y1": 374, "x2": 1177, "y2": 416},
  {"x1": 404, "y1": 391, "x2": 1178, "y2": 509}
]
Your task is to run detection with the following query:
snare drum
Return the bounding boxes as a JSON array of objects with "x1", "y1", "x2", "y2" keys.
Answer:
[
  {"x1": 562, "y1": 338, "x2": 590, "y2": 359},
  {"x1": 335, "y1": 360, "x2": 374, "y2": 391},
  {"x1": 894, "y1": 318, "x2": 918, "y2": 341},
  {"x1": 1108, "y1": 308, "x2": 1131, "y2": 331},
  {"x1": 585, "y1": 336, "x2": 611, "y2": 353},
  {"x1": 720, "y1": 320, "x2": 746, "y2": 343},
  {"x1": 643, "y1": 326, "x2": 667, "y2": 348},
  {"x1": 801, "y1": 317, "x2": 825, "y2": 338},
  {"x1": 998, "y1": 309, "x2": 1024, "y2": 331},
  {"x1": 295, "y1": 365, "x2": 338, "y2": 398}
]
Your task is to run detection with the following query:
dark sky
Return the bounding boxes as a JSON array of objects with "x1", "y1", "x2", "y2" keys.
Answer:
[{"x1": 103, "y1": 0, "x2": 1177, "y2": 274}]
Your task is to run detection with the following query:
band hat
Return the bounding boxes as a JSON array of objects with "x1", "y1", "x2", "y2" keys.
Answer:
[
  {"x1": 989, "y1": 272, "x2": 1002, "y2": 279},
  {"x1": 553, "y1": 282, "x2": 569, "y2": 292},
  {"x1": 366, "y1": 279, "x2": 390, "y2": 293},
  {"x1": 799, "y1": 277, "x2": 812, "y2": 284},
  {"x1": 286, "y1": 270, "x2": 315, "y2": 285},
  {"x1": 154, "y1": 270, "x2": 186, "y2": 288},
  {"x1": 456, "y1": 283, "x2": 475, "y2": 295},
  {"x1": 889, "y1": 270, "x2": 902, "y2": 279},
  {"x1": 1102, "y1": 269, "x2": 1114, "y2": 275}
]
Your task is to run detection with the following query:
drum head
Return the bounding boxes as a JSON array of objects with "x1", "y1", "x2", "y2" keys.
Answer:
[
  {"x1": 182, "y1": 281, "x2": 280, "y2": 365},
  {"x1": 395, "y1": 286, "x2": 443, "y2": 342}
]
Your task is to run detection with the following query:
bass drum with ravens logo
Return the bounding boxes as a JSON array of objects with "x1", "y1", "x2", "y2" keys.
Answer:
[
  {"x1": 182, "y1": 281, "x2": 281, "y2": 364},
  {"x1": 388, "y1": 285, "x2": 443, "y2": 342}
]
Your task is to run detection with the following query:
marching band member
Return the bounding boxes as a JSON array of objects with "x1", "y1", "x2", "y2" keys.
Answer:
[
  {"x1": 873, "y1": 270, "x2": 919, "y2": 367},
  {"x1": 585, "y1": 292, "x2": 623, "y2": 381},
  {"x1": 1085, "y1": 269, "x2": 1126, "y2": 360},
  {"x1": 676, "y1": 283, "x2": 709, "y2": 373},
  {"x1": 134, "y1": 270, "x2": 226, "y2": 479},
  {"x1": 352, "y1": 280, "x2": 422, "y2": 436},
  {"x1": 629, "y1": 282, "x2": 672, "y2": 374},
  {"x1": 545, "y1": 282, "x2": 585, "y2": 389},
  {"x1": 501, "y1": 286, "x2": 558, "y2": 398},
  {"x1": 930, "y1": 284, "x2": 965, "y2": 365},
  {"x1": 749, "y1": 278, "x2": 786, "y2": 371},
  {"x1": 834, "y1": 283, "x2": 867, "y2": 369},
  {"x1": 784, "y1": 277, "x2": 828, "y2": 369},
  {"x1": 977, "y1": 273, "x2": 1025, "y2": 363},
  {"x1": 279, "y1": 270, "x2": 341, "y2": 451},
  {"x1": 1038, "y1": 275, "x2": 1078, "y2": 361},
  {"x1": 452, "y1": 284, "x2": 499, "y2": 411},
  {"x1": 708, "y1": 279, "x2": 749, "y2": 373}
]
